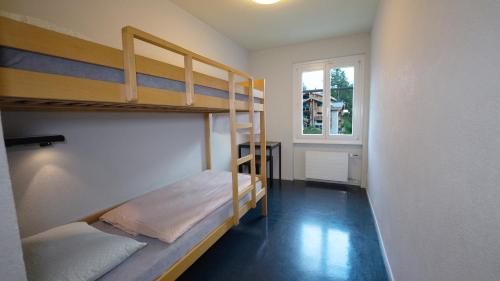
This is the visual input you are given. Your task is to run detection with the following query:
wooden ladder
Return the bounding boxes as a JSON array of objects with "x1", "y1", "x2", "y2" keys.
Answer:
[{"x1": 229, "y1": 72, "x2": 259, "y2": 225}]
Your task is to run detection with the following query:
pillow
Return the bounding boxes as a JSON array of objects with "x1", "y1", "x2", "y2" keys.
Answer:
[{"x1": 22, "y1": 222, "x2": 146, "y2": 281}]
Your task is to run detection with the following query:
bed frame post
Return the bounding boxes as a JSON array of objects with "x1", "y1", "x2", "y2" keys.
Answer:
[
  {"x1": 184, "y1": 54, "x2": 194, "y2": 106},
  {"x1": 248, "y1": 79, "x2": 257, "y2": 208},
  {"x1": 258, "y1": 79, "x2": 268, "y2": 216},
  {"x1": 204, "y1": 113, "x2": 212, "y2": 170},
  {"x1": 122, "y1": 27, "x2": 138, "y2": 102},
  {"x1": 228, "y1": 72, "x2": 240, "y2": 225}
]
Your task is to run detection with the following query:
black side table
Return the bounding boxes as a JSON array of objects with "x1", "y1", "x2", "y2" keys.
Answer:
[{"x1": 238, "y1": 141, "x2": 282, "y2": 185}]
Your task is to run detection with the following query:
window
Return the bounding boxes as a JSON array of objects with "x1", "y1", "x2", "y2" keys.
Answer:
[{"x1": 293, "y1": 55, "x2": 364, "y2": 144}]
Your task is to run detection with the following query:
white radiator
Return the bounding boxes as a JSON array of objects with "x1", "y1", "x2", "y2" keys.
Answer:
[{"x1": 305, "y1": 151, "x2": 349, "y2": 182}]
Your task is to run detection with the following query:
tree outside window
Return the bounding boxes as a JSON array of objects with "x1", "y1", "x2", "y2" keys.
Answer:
[{"x1": 330, "y1": 68, "x2": 354, "y2": 135}]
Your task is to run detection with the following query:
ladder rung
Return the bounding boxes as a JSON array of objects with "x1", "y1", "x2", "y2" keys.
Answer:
[
  {"x1": 237, "y1": 154, "x2": 253, "y2": 165},
  {"x1": 236, "y1": 123, "x2": 253, "y2": 129},
  {"x1": 238, "y1": 183, "x2": 254, "y2": 199}
]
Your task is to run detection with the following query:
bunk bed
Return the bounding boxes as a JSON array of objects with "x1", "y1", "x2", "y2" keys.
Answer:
[{"x1": 0, "y1": 16, "x2": 267, "y2": 281}]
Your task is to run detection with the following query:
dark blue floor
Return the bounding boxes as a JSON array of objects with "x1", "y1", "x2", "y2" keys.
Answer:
[{"x1": 178, "y1": 180, "x2": 389, "y2": 281}]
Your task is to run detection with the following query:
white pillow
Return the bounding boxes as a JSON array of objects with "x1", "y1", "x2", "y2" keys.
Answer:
[{"x1": 22, "y1": 222, "x2": 146, "y2": 281}]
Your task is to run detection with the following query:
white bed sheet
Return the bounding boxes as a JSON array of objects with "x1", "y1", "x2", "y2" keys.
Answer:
[
  {"x1": 100, "y1": 170, "x2": 255, "y2": 243},
  {"x1": 95, "y1": 171, "x2": 262, "y2": 281}
]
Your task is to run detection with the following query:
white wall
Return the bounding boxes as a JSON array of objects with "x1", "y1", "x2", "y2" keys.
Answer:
[
  {"x1": 369, "y1": 0, "x2": 500, "y2": 280},
  {"x1": 0, "y1": 0, "x2": 250, "y2": 237},
  {"x1": 0, "y1": 115, "x2": 27, "y2": 281},
  {"x1": 249, "y1": 33, "x2": 370, "y2": 185}
]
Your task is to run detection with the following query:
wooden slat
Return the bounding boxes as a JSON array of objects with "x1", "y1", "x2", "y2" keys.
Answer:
[
  {"x1": 236, "y1": 123, "x2": 252, "y2": 129},
  {"x1": 228, "y1": 72, "x2": 239, "y2": 225},
  {"x1": 0, "y1": 97, "x2": 262, "y2": 113},
  {"x1": 239, "y1": 188, "x2": 266, "y2": 219},
  {"x1": 237, "y1": 81, "x2": 264, "y2": 99},
  {"x1": 238, "y1": 183, "x2": 255, "y2": 199},
  {"x1": 237, "y1": 154, "x2": 253, "y2": 166},
  {"x1": 254, "y1": 103, "x2": 264, "y2": 112},
  {"x1": 248, "y1": 78, "x2": 257, "y2": 208},
  {"x1": 259, "y1": 80, "x2": 268, "y2": 216},
  {"x1": 122, "y1": 27, "x2": 137, "y2": 102},
  {"x1": 238, "y1": 202, "x2": 252, "y2": 220},
  {"x1": 0, "y1": 67, "x2": 123, "y2": 103},
  {"x1": 258, "y1": 186, "x2": 266, "y2": 200},
  {"x1": 254, "y1": 80, "x2": 266, "y2": 92},
  {"x1": 184, "y1": 54, "x2": 194, "y2": 105},
  {"x1": 156, "y1": 218, "x2": 234, "y2": 281},
  {"x1": 204, "y1": 113, "x2": 212, "y2": 170}
]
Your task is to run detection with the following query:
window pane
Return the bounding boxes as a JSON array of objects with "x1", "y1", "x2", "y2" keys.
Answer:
[
  {"x1": 329, "y1": 67, "x2": 354, "y2": 135},
  {"x1": 302, "y1": 70, "x2": 323, "y2": 135}
]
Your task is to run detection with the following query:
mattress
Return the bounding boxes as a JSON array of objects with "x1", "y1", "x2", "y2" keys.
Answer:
[
  {"x1": 93, "y1": 172, "x2": 262, "y2": 281},
  {"x1": 100, "y1": 170, "x2": 257, "y2": 243},
  {"x1": 0, "y1": 46, "x2": 255, "y2": 102}
]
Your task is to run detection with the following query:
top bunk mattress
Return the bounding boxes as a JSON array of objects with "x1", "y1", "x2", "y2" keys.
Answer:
[{"x1": 0, "y1": 46, "x2": 252, "y2": 102}]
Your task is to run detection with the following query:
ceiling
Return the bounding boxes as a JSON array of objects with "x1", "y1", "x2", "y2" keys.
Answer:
[{"x1": 171, "y1": 0, "x2": 379, "y2": 51}]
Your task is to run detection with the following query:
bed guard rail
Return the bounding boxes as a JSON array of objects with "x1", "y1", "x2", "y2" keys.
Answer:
[{"x1": 121, "y1": 26, "x2": 252, "y2": 104}]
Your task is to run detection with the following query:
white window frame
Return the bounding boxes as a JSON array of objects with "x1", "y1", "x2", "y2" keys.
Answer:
[{"x1": 293, "y1": 54, "x2": 365, "y2": 145}]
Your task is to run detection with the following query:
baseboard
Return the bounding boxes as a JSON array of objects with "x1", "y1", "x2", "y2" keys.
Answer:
[
  {"x1": 294, "y1": 177, "x2": 361, "y2": 187},
  {"x1": 367, "y1": 192, "x2": 395, "y2": 281}
]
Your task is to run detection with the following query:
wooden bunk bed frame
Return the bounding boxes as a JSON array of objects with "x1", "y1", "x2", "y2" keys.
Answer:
[{"x1": 0, "y1": 16, "x2": 267, "y2": 281}]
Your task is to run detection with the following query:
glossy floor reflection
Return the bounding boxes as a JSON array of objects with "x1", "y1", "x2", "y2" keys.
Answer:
[{"x1": 178, "y1": 180, "x2": 389, "y2": 281}]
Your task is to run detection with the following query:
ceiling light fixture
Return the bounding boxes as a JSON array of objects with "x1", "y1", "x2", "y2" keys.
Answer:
[{"x1": 253, "y1": 0, "x2": 281, "y2": 5}]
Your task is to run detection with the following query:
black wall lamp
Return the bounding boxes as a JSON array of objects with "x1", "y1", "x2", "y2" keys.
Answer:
[{"x1": 5, "y1": 135, "x2": 66, "y2": 148}]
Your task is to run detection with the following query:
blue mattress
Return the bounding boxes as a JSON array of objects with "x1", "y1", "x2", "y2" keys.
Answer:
[{"x1": 0, "y1": 46, "x2": 254, "y2": 102}]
